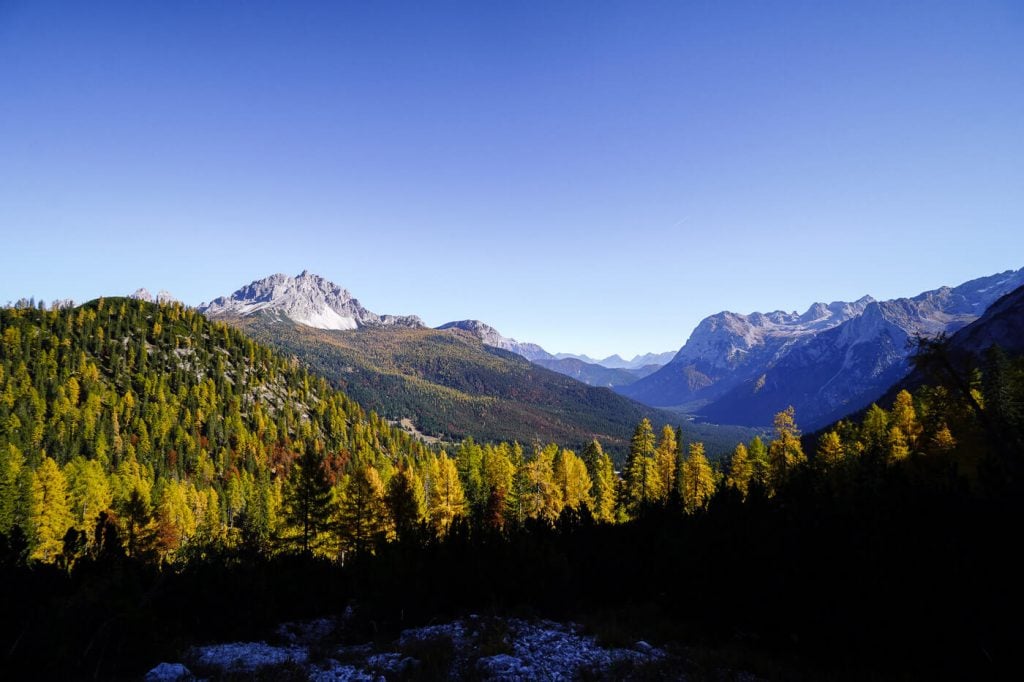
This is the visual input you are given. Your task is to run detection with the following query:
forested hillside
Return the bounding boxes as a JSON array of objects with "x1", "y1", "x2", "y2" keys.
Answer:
[
  {"x1": 230, "y1": 315, "x2": 686, "y2": 453},
  {"x1": 2, "y1": 297, "x2": 1023, "y2": 679}
]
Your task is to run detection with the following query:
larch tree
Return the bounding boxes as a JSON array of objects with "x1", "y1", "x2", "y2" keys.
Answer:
[
  {"x1": 523, "y1": 444, "x2": 563, "y2": 523},
  {"x1": 653, "y1": 425, "x2": 678, "y2": 503},
  {"x1": 725, "y1": 442, "x2": 753, "y2": 497},
  {"x1": 0, "y1": 442, "x2": 25, "y2": 535},
  {"x1": 768, "y1": 407, "x2": 805, "y2": 492},
  {"x1": 815, "y1": 430, "x2": 846, "y2": 470},
  {"x1": 64, "y1": 457, "x2": 112, "y2": 546},
  {"x1": 625, "y1": 418, "x2": 658, "y2": 513},
  {"x1": 554, "y1": 448, "x2": 593, "y2": 512},
  {"x1": 680, "y1": 442, "x2": 715, "y2": 513},
  {"x1": 338, "y1": 464, "x2": 387, "y2": 555},
  {"x1": 747, "y1": 436, "x2": 770, "y2": 491},
  {"x1": 891, "y1": 390, "x2": 922, "y2": 450},
  {"x1": 428, "y1": 452, "x2": 466, "y2": 535},
  {"x1": 887, "y1": 426, "x2": 910, "y2": 464},
  {"x1": 28, "y1": 456, "x2": 73, "y2": 563}
]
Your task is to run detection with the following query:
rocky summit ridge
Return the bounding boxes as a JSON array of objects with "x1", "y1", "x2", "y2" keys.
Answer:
[
  {"x1": 198, "y1": 271, "x2": 424, "y2": 330},
  {"x1": 621, "y1": 267, "x2": 1024, "y2": 429}
]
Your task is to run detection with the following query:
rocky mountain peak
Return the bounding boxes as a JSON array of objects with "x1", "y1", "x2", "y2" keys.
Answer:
[
  {"x1": 437, "y1": 320, "x2": 552, "y2": 361},
  {"x1": 199, "y1": 272, "x2": 423, "y2": 331}
]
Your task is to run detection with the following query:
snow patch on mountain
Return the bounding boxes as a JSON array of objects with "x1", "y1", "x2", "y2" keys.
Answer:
[{"x1": 199, "y1": 271, "x2": 423, "y2": 331}]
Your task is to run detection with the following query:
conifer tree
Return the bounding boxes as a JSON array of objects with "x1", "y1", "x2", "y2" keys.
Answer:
[
  {"x1": 653, "y1": 425, "x2": 678, "y2": 503},
  {"x1": 338, "y1": 464, "x2": 387, "y2": 555},
  {"x1": 582, "y1": 440, "x2": 616, "y2": 523},
  {"x1": 283, "y1": 444, "x2": 337, "y2": 554},
  {"x1": 680, "y1": 442, "x2": 715, "y2": 513},
  {"x1": 28, "y1": 456, "x2": 73, "y2": 563},
  {"x1": 0, "y1": 443, "x2": 24, "y2": 535},
  {"x1": 768, "y1": 407, "x2": 805, "y2": 492},
  {"x1": 385, "y1": 463, "x2": 424, "y2": 541},
  {"x1": 428, "y1": 452, "x2": 466, "y2": 535},
  {"x1": 887, "y1": 426, "x2": 910, "y2": 464},
  {"x1": 747, "y1": 435, "x2": 769, "y2": 490},
  {"x1": 891, "y1": 389, "x2": 922, "y2": 450},
  {"x1": 725, "y1": 442, "x2": 752, "y2": 497},
  {"x1": 815, "y1": 430, "x2": 846, "y2": 470},
  {"x1": 523, "y1": 444, "x2": 563, "y2": 523},
  {"x1": 625, "y1": 418, "x2": 658, "y2": 513},
  {"x1": 553, "y1": 448, "x2": 593, "y2": 512}
]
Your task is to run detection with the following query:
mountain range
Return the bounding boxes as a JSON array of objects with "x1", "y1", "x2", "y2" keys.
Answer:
[
  {"x1": 197, "y1": 266, "x2": 1024, "y2": 434},
  {"x1": 621, "y1": 267, "x2": 1024, "y2": 429},
  {"x1": 198, "y1": 271, "x2": 760, "y2": 455}
]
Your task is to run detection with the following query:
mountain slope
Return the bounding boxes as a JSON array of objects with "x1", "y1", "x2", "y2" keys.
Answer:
[
  {"x1": 227, "y1": 315, "x2": 680, "y2": 454},
  {"x1": 435, "y1": 319, "x2": 552, "y2": 361},
  {"x1": 622, "y1": 267, "x2": 1024, "y2": 428},
  {"x1": 199, "y1": 271, "x2": 424, "y2": 330}
]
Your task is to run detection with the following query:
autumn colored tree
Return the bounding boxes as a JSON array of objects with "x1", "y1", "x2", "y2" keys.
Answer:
[
  {"x1": 680, "y1": 442, "x2": 715, "y2": 513},
  {"x1": 653, "y1": 425, "x2": 678, "y2": 503},
  {"x1": 553, "y1": 448, "x2": 593, "y2": 512},
  {"x1": 427, "y1": 452, "x2": 466, "y2": 534},
  {"x1": 815, "y1": 430, "x2": 846, "y2": 470},
  {"x1": 624, "y1": 418, "x2": 658, "y2": 513},
  {"x1": 768, "y1": 407, "x2": 805, "y2": 492},
  {"x1": 725, "y1": 442, "x2": 753, "y2": 497},
  {"x1": 338, "y1": 464, "x2": 387, "y2": 555},
  {"x1": 28, "y1": 456, "x2": 73, "y2": 563}
]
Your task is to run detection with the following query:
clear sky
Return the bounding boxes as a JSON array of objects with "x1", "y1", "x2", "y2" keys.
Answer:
[{"x1": 2, "y1": 1, "x2": 1022, "y2": 358}]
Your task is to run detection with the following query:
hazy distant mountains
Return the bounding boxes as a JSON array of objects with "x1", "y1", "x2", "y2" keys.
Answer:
[
  {"x1": 199, "y1": 271, "x2": 673, "y2": 389},
  {"x1": 621, "y1": 268, "x2": 1024, "y2": 429},
  {"x1": 435, "y1": 319, "x2": 552, "y2": 361},
  {"x1": 198, "y1": 272, "x2": 709, "y2": 453}
]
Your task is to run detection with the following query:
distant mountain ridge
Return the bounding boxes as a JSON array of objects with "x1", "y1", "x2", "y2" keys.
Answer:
[
  {"x1": 555, "y1": 351, "x2": 676, "y2": 370},
  {"x1": 621, "y1": 267, "x2": 1024, "y2": 429},
  {"x1": 436, "y1": 320, "x2": 553, "y2": 361},
  {"x1": 199, "y1": 271, "x2": 671, "y2": 386}
]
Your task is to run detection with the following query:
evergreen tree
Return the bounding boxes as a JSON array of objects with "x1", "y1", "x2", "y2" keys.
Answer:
[
  {"x1": 283, "y1": 444, "x2": 337, "y2": 554},
  {"x1": 0, "y1": 443, "x2": 24, "y2": 535},
  {"x1": 385, "y1": 463, "x2": 424, "y2": 541},
  {"x1": 582, "y1": 440, "x2": 616, "y2": 523}
]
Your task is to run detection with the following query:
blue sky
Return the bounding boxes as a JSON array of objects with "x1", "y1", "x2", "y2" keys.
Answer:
[{"x1": 1, "y1": 1, "x2": 1022, "y2": 357}]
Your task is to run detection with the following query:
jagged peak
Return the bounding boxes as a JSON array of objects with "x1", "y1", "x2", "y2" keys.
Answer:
[{"x1": 199, "y1": 271, "x2": 421, "y2": 331}]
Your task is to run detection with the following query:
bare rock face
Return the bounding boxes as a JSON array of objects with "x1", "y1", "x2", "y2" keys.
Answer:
[
  {"x1": 622, "y1": 267, "x2": 1024, "y2": 429},
  {"x1": 199, "y1": 271, "x2": 424, "y2": 331},
  {"x1": 436, "y1": 319, "x2": 553, "y2": 361}
]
